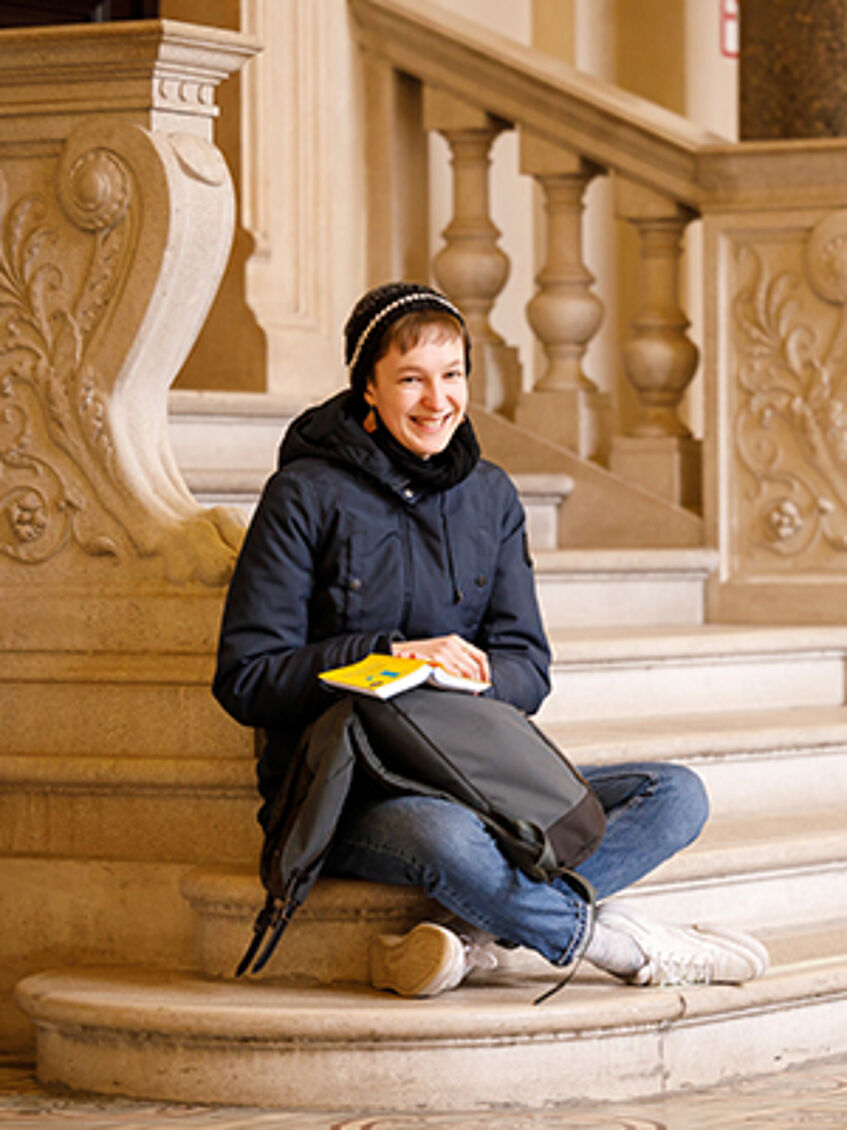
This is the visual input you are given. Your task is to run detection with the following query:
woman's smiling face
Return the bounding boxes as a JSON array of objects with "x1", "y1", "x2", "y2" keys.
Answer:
[{"x1": 365, "y1": 328, "x2": 468, "y2": 459}]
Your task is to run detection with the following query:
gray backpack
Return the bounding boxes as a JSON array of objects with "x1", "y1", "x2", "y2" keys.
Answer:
[{"x1": 237, "y1": 689, "x2": 605, "y2": 979}]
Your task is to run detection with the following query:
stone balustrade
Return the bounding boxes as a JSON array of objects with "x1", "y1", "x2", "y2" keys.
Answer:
[{"x1": 350, "y1": 0, "x2": 847, "y2": 623}]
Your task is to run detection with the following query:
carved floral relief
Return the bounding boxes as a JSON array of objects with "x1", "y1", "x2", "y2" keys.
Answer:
[
  {"x1": 0, "y1": 124, "x2": 244, "y2": 587},
  {"x1": 733, "y1": 211, "x2": 847, "y2": 573},
  {"x1": 0, "y1": 152, "x2": 132, "y2": 567}
]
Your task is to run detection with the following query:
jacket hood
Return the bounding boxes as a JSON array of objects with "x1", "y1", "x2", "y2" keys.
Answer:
[
  {"x1": 279, "y1": 390, "x2": 406, "y2": 491},
  {"x1": 279, "y1": 389, "x2": 480, "y2": 499}
]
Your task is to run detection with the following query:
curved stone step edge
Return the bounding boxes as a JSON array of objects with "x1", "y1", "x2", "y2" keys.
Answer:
[{"x1": 15, "y1": 927, "x2": 847, "y2": 1109}]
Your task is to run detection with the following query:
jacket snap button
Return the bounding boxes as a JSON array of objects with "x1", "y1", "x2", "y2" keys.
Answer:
[
  {"x1": 349, "y1": 577, "x2": 363, "y2": 591},
  {"x1": 403, "y1": 488, "x2": 414, "y2": 499},
  {"x1": 475, "y1": 574, "x2": 488, "y2": 587}
]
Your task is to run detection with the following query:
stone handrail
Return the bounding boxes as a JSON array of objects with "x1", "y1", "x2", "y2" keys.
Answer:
[
  {"x1": 349, "y1": 0, "x2": 719, "y2": 206},
  {"x1": 351, "y1": 0, "x2": 847, "y2": 622},
  {"x1": 350, "y1": 0, "x2": 847, "y2": 208}
]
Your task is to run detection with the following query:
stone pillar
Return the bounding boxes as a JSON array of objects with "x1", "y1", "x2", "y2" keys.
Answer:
[
  {"x1": 740, "y1": 0, "x2": 847, "y2": 140},
  {"x1": 423, "y1": 87, "x2": 522, "y2": 416},
  {"x1": 236, "y1": 0, "x2": 366, "y2": 404},
  {"x1": 361, "y1": 55, "x2": 429, "y2": 287}
]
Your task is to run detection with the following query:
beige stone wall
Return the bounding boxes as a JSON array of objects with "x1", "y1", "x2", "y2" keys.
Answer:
[{"x1": 169, "y1": 0, "x2": 367, "y2": 405}]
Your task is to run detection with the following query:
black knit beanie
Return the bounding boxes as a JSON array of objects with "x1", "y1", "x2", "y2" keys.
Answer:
[{"x1": 344, "y1": 281, "x2": 471, "y2": 397}]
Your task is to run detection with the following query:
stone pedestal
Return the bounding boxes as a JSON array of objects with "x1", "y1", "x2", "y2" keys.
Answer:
[
  {"x1": 610, "y1": 434, "x2": 701, "y2": 511},
  {"x1": 516, "y1": 387, "x2": 608, "y2": 461},
  {"x1": 0, "y1": 19, "x2": 260, "y2": 1049}
]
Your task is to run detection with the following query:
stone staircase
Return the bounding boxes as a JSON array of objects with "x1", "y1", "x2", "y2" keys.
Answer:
[{"x1": 12, "y1": 395, "x2": 847, "y2": 1112}]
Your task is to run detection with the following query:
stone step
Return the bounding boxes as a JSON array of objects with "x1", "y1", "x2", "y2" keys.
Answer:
[
  {"x1": 184, "y1": 465, "x2": 575, "y2": 553},
  {"x1": 169, "y1": 393, "x2": 717, "y2": 618},
  {"x1": 170, "y1": 392, "x2": 576, "y2": 552},
  {"x1": 1, "y1": 652, "x2": 250, "y2": 759},
  {"x1": 545, "y1": 703, "x2": 847, "y2": 818},
  {"x1": 180, "y1": 806, "x2": 847, "y2": 984},
  {"x1": 0, "y1": 753, "x2": 260, "y2": 863},
  {"x1": 540, "y1": 624, "x2": 847, "y2": 723},
  {"x1": 15, "y1": 918, "x2": 847, "y2": 1110},
  {"x1": 6, "y1": 699, "x2": 845, "y2": 868},
  {"x1": 634, "y1": 807, "x2": 847, "y2": 931},
  {"x1": 534, "y1": 547, "x2": 715, "y2": 629},
  {"x1": 168, "y1": 389, "x2": 295, "y2": 479}
]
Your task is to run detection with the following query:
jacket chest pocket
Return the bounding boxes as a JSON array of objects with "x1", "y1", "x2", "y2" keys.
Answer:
[{"x1": 318, "y1": 528, "x2": 405, "y2": 632}]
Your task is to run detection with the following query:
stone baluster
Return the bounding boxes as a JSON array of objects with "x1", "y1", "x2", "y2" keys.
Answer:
[
  {"x1": 422, "y1": 87, "x2": 521, "y2": 414},
  {"x1": 610, "y1": 178, "x2": 701, "y2": 509},
  {"x1": 514, "y1": 132, "x2": 606, "y2": 458}
]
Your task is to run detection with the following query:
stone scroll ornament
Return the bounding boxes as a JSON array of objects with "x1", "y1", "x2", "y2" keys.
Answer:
[
  {"x1": 0, "y1": 120, "x2": 245, "y2": 585},
  {"x1": 734, "y1": 211, "x2": 847, "y2": 565}
]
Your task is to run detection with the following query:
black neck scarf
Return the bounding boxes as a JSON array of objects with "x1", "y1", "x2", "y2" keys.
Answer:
[{"x1": 368, "y1": 410, "x2": 480, "y2": 492}]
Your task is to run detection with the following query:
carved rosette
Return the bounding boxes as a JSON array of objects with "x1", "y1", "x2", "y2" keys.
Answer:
[
  {"x1": 733, "y1": 211, "x2": 847, "y2": 568},
  {"x1": 0, "y1": 121, "x2": 244, "y2": 585}
]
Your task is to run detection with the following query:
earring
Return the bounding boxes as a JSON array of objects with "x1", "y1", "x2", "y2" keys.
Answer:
[{"x1": 363, "y1": 407, "x2": 377, "y2": 433}]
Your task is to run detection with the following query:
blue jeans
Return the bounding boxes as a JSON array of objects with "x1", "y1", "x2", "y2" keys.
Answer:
[{"x1": 324, "y1": 762, "x2": 709, "y2": 966}]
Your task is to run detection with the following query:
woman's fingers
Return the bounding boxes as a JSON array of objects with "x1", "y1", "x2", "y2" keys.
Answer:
[{"x1": 392, "y1": 634, "x2": 490, "y2": 681}]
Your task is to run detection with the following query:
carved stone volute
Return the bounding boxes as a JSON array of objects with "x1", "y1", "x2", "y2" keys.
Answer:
[{"x1": 0, "y1": 21, "x2": 260, "y2": 650}]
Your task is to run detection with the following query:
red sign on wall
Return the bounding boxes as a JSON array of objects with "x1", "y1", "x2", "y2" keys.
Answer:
[{"x1": 720, "y1": 0, "x2": 739, "y2": 58}]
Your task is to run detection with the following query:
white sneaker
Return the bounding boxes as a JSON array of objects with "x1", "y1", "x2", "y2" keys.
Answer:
[
  {"x1": 597, "y1": 902, "x2": 770, "y2": 987},
  {"x1": 369, "y1": 922, "x2": 497, "y2": 998}
]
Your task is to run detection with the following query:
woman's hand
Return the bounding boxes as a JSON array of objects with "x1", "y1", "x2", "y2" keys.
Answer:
[{"x1": 392, "y1": 634, "x2": 491, "y2": 683}]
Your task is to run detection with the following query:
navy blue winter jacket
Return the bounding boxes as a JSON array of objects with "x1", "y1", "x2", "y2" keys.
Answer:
[{"x1": 213, "y1": 391, "x2": 551, "y2": 817}]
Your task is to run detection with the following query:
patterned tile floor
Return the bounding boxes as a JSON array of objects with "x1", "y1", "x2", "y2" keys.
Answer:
[{"x1": 1, "y1": 1053, "x2": 847, "y2": 1129}]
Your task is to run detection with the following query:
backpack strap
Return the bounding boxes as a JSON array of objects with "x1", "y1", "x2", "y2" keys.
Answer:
[
  {"x1": 236, "y1": 700, "x2": 359, "y2": 978},
  {"x1": 235, "y1": 869, "x2": 309, "y2": 977}
]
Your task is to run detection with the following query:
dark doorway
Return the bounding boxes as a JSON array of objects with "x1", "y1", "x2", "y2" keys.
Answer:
[{"x1": 0, "y1": 1, "x2": 159, "y2": 25}]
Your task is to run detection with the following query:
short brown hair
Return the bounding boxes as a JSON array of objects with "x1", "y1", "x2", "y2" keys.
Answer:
[{"x1": 373, "y1": 309, "x2": 468, "y2": 368}]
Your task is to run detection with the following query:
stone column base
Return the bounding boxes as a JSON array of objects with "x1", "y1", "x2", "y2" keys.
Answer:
[
  {"x1": 610, "y1": 434, "x2": 702, "y2": 511},
  {"x1": 514, "y1": 387, "x2": 609, "y2": 460}
]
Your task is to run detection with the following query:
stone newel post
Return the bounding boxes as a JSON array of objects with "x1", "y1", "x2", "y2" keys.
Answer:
[{"x1": 0, "y1": 21, "x2": 260, "y2": 652}]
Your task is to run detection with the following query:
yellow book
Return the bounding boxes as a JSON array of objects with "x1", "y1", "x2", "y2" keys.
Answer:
[{"x1": 319, "y1": 652, "x2": 490, "y2": 699}]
